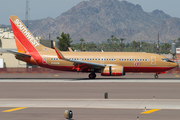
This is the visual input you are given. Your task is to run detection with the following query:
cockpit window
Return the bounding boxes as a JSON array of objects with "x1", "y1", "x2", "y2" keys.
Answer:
[{"x1": 161, "y1": 58, "x2": 175, "y2": 63}]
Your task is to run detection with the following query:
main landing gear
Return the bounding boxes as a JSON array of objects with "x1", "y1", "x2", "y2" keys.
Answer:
[
  {"x1": 89, "y1": 72, "x2": 96, "y2": 79},
  {"x1": 154, "y1": 74, "x2": 158, "y2": 79}
]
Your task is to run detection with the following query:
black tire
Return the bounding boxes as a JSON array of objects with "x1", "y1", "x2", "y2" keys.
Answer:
[
  {"x1": 89, "y1": 73, "x2": 96, "y2": 79},
  {"x1": 154, "y1": 74, "x2": 158, "y2": 79}
]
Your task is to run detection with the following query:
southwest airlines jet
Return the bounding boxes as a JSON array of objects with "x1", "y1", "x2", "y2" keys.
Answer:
[{"x1": 9, "y1": 16, "x2": 177, "y2": 79}]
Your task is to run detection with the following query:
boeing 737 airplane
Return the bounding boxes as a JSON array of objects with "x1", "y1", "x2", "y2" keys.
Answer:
[{"x1": 9, "y1": 15, "x2": 177, "y2": 79}]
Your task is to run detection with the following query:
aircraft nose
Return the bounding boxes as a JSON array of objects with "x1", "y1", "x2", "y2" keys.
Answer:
[{"x1": 172, "y1": 62, "x2": 178, "y2": 67}]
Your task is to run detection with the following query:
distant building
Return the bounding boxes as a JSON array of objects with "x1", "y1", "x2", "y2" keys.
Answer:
[
  {"x1": 176, "y1": 48, "x2": 180, "y2": 59},
  {"x1": 175, "y1": 48, "x2": 180, "y2": 67},
  {"x1": 0, "y1": 37, "x2": 58, "y2": 68},
  {"x1": 36, "y1": 37, "x2": 58, "y2": 48},
  {"x1": 0, "y1": 38, "x2": 26, "y2": 68},
  {"x1": 0, "y1": 27, "x2": 14, "y2": 39}
]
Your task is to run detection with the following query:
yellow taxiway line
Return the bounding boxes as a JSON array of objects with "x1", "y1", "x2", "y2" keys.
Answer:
[
  {"x1": 2, "y1": 107, "x2": 27, "y2": 112},
  {"x1": 141, "y1": 109, "x2": 161, "y2": 114}
]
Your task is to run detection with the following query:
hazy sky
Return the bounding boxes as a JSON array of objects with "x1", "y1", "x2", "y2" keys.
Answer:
[{"x1": 1, "y1": 0, "x2": 180, "y2": 25}]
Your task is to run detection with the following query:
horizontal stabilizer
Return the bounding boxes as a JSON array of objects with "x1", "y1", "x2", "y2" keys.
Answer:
[
  {"x1": 7, "y1": 50, "x2": 31, "y2": 57},
  {"x1": 0, "y1": 49, "x2": 17, "y2": 53}
]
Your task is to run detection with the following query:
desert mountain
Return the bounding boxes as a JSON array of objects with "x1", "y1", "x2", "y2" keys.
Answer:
[
  {"x1": 25, "y1": 0, "x2": 179, "y2": 42},
  {"x1": 131, "y1": 17, "x2": 180, "y2": 42}
]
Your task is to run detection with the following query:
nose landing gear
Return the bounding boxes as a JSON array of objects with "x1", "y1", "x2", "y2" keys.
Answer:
[{"x1": 154, "y1": 74, "x2": 158, "y2": 79}]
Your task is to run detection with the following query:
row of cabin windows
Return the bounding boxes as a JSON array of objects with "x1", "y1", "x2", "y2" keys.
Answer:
[
  {"x1": 51, "y1": 58, "x2": 60, "y2": 61},
  {"x1": 51, "y1": 58, "x2": 150, "y2": 62},
  {"x1": 50, "y1": 58, "x2": 116, "y2": 61},
  {"x1": 71, "y1": 58, "x2": 116, "y2": 61},
  {"x1": 119, "y1": 58, "x2": 150, "y2": 62}
]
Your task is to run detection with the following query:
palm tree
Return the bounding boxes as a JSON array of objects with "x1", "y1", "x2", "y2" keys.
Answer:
[
  {"x1": 111, "y1": 35, "x2": 114, "y2": 43},
  {"x1": 120, "y1": 38, "x2": 125, "y2": 52},
  {"x1": 107, "y1": 39, "x2": 111, "y2": 51},
  {"x1": 80, "y1": 38, "x2": 85, "y2": 51},
  {"x1": 114, "y1": 37, "x2": 119, "y2": 51}
]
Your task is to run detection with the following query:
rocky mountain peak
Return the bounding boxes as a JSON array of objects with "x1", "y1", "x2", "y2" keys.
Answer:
[
  {"x1": 26, "y1": 0, "x2": 179, "y2": 43},
  {"x1": 150, "y1": 9, "x2": 171, "y2": 20}
]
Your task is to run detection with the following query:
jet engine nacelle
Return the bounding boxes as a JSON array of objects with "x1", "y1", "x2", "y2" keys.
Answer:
[{"x1": 101, "y1": 66, "x2": 125, "y2": 76}]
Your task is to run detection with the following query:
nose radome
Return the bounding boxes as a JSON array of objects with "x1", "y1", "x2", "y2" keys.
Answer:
[{"x1": 172, "y1": 63, "x2": 178, "y2": 67}]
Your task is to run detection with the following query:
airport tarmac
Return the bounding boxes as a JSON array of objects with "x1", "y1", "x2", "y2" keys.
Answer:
[
  {"x1": 0, "y1": 73, "x2": 180, "y2": 120},
  {"x1": 1, "y1": 107, "x2": 180, "y2": 120}
]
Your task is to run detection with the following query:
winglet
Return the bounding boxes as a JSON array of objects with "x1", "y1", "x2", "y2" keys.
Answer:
[
  {"x1": 68, "y1": 47, "x2": 73, "y2": 52},
  {"x1": 54, "y1": 46, "x2": 66, "y2": 60}
]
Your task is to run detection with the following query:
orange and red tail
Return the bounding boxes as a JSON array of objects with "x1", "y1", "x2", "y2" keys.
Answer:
[
  {"x1": 9, "y1": 15, "x2": 44, "y2": 53},
  {"x1": 9, "y1": 15, "x2": 49, "y2": 65}
]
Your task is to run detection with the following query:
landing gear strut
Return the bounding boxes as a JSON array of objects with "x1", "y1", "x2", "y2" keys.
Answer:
[
  {"x1": 154, "y1": 74, "x2": 158, "y2": 79},
  {"x1": 89, "y1": 73, "x2": 96, "y2": 79}
]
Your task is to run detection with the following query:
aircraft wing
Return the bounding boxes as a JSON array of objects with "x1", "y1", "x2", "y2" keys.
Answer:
[
  {"x1": 7, "y1": 50, "x2": 31, "y2": 57},
  {"x1": 54, "y1": 46, "x2": 106, "y2": 68}
]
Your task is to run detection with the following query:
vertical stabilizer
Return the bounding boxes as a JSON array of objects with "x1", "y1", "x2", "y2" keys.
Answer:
[{"x1": 9, "y1": 15, "x2": 44, "y2": 53}]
